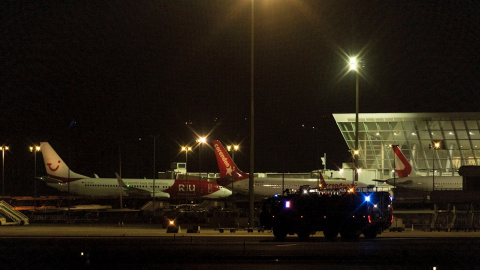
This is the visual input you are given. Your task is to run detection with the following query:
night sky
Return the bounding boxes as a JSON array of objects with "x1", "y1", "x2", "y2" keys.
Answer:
[{"x1": 1, "y1": 1, "x2": 479, "y2": 195}]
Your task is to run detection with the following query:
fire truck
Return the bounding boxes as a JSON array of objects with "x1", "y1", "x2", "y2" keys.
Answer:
[{"x1": 259, "y1": 186, "x2": 393, "y2": 241}]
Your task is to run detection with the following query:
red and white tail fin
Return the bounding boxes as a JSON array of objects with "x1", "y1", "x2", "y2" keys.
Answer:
[
  {"x1": 213, "y1": 140, "x2": 249, "y2": 185},
  {"x1": 40, "y1": 142, "x2": 88, "y2": 182},
  {"x1": 392, "y1": 145, "x2": 417, "y2": 178},
  {"x1": 318, "y1": 171, "x2": 327, "y2": 188}
]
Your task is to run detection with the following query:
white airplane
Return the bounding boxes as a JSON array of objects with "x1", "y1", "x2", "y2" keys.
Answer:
[
  {"x1": 38, "y1": 142, "x2": 231, "y2": 199},
  {"x1": 212, "y1": 140, "x2": 368, "y2": 197},
  {"x1": 385, "y1": 145, "x2": 462, "y2": 191}
]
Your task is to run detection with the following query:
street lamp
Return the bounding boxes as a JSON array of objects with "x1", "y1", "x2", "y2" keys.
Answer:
[
  {"x1": 391, "y1": 145, "x2": 399, "y2": 188},
  {"x1": 152, "y1": 136, "x2": 157, "y2": 218},
  {"x1": 227, "y1": 144, "x2": 240, "y2": 196},
  {"x1": 197, "y1": 136, "x2": 207, "y2": 181},
  {"x1": 429, "y1": 142, "x2": 440, "y2": 191},
  {"x1": 30, "y1": 145, "x2": 41, "y2": 210},
  {"x1": 1, "y1": 146, "x2": 9, "y2": 198},
  {"x1": 226, "y1": 144, "x2": 239, "y2": 161},
  {"x1": 349, "y1": 56, "x2": 360, "y2": 185},
  {"x1": 181, "y1": 146, "x2": 192, "y2": 205},
  {"x1": 249, "y1": 0, "x2": 255, "y2": 233},
  {"x1": 197, "y1": 137, "x2": 207, "y2": 197}
]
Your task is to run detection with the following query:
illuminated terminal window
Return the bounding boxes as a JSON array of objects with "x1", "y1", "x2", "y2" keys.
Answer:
[{"x1": 333, "y1": 112, "x2": 480, "y2": 178}]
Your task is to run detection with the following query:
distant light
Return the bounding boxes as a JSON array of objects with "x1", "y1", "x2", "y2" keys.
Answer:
[
  {"x1": 285, "y1": 201, "x2": 291, "y2": 208},
  {"x1": 376, "y1": 133, "x2": 380, "y2": 136},
  {"x1": 411, "y1": 132, "x2": 416, "y2": 136},
  {"x1": 357, "y1": 168, "x2": 362, "y2": 173},
  {"x1": 168, "y1": 219, "x2": 175, "y2": 226},
  {"x1": 227, "y1": 145, "x2": 240, "y2": 152},
  {"x1": 353, "y1": 150, "x2": 359, "y2": 156},
  {"x1": 365, "y1": 195, "x2": 371, "y2": 202},
  {"x1": 349, "y1": 57, "x2": 358, "y2": 71}
]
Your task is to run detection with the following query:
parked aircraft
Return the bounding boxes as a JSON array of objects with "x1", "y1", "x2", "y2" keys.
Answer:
[
  {"x1": 386, "y1": 145, "x2": 462, "y2": 191},
  {"x1": 212, "y1": 140, "x2": 368, "y2": 197},
  {"x1": 38, "y1": 142, "x2": 231, "y2": 199}
]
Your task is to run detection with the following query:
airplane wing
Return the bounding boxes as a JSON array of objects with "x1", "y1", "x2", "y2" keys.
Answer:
[
  {"x1": 372, "y1": 179, "x2": 388, "y2": 183},
  {"x1": 38, "y1": 176, "x2": 63, "y2": 184},
  {"x1": 115, "y1": 173, "x2": 170, "y2": 198}
]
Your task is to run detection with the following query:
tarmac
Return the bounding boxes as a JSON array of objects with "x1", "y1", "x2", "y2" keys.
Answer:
[
  {"x1": 3, "y1": 224, "x2": 480, "y2": 269},
  {"x1": 2, "y1": 223, "x2": 480, "y2": 238}
]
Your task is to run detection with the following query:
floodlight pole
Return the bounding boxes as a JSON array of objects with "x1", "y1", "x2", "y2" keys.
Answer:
[
  {"x1": 249, "y1": 0, "x2": 255, "y2": 231},
  {"x1": 354, "y1": 71, "x2": 359, "y2": 186},
  {"x1": 152, "y1": 136, "x2": 156, "y2": 219}
]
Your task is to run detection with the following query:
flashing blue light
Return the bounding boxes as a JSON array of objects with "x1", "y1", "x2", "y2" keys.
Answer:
[
  {"x1": 274, "y1": 194, "x2": 279, "y2": 197},
  {"x1": 285, "y1": 201, "x2": 291, "y2": 208},
  {"x1": 364, "y1": 195, "x2": 371, "y2": 202}
]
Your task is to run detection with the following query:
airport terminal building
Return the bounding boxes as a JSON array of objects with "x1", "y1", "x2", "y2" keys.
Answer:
[{"x1": 333, "y1": 112, "x2": 480, "y2": 180}]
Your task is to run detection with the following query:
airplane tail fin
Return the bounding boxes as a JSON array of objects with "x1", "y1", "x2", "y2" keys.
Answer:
[
  {"x1": 318, "y1": 171, "x2": 327, "y2": 188},
  {"x1": 213, "y1": 140, "x2": 249, "y2": 184},
  {"x1": 392, "y1": 145, "x2": 417, "y2": 177},
  {"x1": 40, "y1": 142, "x2": 88, "y2": 182}
]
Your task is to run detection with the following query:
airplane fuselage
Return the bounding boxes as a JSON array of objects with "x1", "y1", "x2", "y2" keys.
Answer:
[
  {"x1": 386, "y1": 176, "x2": 462, "y2": 191},
  {"x1": 46, "y1": 178, "x2": 231, "y2": 199},
  {"x1": 224, "y1": 177, "x2": 368, "y2": 197}
]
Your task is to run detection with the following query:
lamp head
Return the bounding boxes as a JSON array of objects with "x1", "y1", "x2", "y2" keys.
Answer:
[{"x1": 349, "y1": 57, "x2": 358, "y2": 71}]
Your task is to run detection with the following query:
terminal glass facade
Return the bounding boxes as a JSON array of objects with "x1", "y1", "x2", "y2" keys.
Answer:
[{"x1": 333, "y1": 113, "x2": 480, "y2": 179}]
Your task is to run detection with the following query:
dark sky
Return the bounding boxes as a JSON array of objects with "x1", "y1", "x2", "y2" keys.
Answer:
[{"x1": 1, "y1": 1, "x2": 479, "y2": 194}]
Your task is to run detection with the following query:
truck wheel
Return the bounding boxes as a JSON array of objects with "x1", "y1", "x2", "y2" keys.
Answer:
[
  {"x1": 323, "y1": 229, "x2": 338, "y2": 241},
  {"x1": 273, "y1": 225, "x2": 287, "y2": 241}
]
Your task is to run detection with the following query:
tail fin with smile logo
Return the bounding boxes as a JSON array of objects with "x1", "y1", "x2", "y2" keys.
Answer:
[{"x1": 40, "y1": 142, "x2": 88, "y2": 182}]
